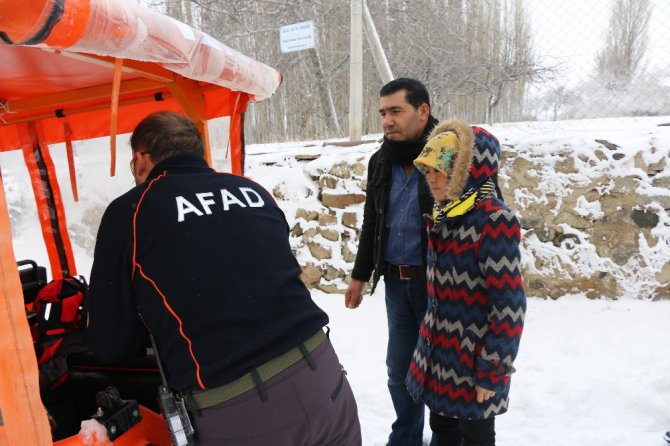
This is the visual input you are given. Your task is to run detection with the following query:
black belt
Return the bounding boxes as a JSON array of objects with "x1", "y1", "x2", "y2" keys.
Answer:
[{"x1": 386, "y1": 263, "x2": 425, "y2": 280}]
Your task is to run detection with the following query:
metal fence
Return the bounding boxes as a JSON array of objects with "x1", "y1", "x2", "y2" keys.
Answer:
[
  {"x1": 152, "y1": 0, "x2": 670, "y2": 142},
  {"x1": 522, "y1": 0, "x2": 670, "y2": 121}
]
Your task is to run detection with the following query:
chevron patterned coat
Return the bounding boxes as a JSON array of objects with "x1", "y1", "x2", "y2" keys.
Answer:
[{"x1": 406, "y1": 120, "x2": 526, "y2": 420}]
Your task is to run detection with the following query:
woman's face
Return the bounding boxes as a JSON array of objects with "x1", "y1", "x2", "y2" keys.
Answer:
[{"x1": 423, "y1": 166, "x2": 449, "y2": 203}]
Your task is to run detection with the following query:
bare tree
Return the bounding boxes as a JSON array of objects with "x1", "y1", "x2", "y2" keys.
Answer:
[
  {"x1": 446, "y1": 0, "x2": 555, "y2": 124},
  {"x1": 596, "y1": 0, "x2": 651, "y2": 84},
  {"x1": 150, "y1": 0, "x2": 557, "y2": 140},
  {"x1": 164, "y1": 0, "x2": 189, "y2": 24}
]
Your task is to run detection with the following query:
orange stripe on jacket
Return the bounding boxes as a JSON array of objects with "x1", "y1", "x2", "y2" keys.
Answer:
[
  {"x1": 135, "y1": 263, "x2": 205, "y2": 389},
  {"x1": 130, "y1": 170, "x2": 205, "y2": 389}
]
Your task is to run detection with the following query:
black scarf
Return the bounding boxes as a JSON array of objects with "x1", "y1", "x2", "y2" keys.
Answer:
[{"x1": 381, "y1": 115, "x2": 439, "y2": 166}]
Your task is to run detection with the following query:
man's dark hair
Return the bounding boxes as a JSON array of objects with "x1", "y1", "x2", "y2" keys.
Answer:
[
  {"x1": 130, "y1": 111, "x2": 205, "y2": 162},
  {"x1": 379, "y1": 78, "x2": 430, "y2": 110}
]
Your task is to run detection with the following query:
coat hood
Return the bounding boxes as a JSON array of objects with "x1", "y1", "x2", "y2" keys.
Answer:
[{"x1": 424, "y1": 119, "x2": 500, "y2": 202}]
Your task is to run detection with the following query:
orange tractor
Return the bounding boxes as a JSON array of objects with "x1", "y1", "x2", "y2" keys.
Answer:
[{"x1": 0, "y1": 1, "x2": 281, "y2": 444}]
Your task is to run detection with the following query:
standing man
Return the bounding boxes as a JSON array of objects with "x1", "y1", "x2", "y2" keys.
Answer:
[
  {"x1": 345, "y1": 78, "x2": 438, "y2": 446},
  {"x1": 86, "y1": 111, "x2": 361, "y2": 445}
]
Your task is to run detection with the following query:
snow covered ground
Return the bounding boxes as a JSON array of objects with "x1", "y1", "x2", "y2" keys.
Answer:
[
  {"x1": 316, "y1": 289, "x2": 670, "y2": 445},
  {"x1": 1, "y1": 117, "x2": 669, "y2": 445}
]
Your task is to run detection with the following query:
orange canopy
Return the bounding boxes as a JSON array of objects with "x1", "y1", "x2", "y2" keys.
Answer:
[
  {"x1": 0, "y1": 0, "x2": 283, "y2": 277},
  {"x1": 0, "y1": 0, "x2": 281, "y2": 162}
]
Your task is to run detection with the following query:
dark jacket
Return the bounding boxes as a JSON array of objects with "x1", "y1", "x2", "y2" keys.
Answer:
[
  {"x1": 350, "y1": 145, "x2": 435, "y2": 293},
  {"x1": 85, "y1": 154, "x2": 328, "y2": 392}
]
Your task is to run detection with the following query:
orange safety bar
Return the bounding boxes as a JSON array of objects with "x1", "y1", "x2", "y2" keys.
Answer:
[
  {"x1": 109, "y1": 58, "x2": 124, "y2": 177},
  {"x1": 19, "y1": 122, "x2": 76, "y2": 279},
  {"x1": 0, "y1": 0, "x2": 90, "y2": 48},
  {"x1": 229, "y1": 92, "x2": 247, "y2": 176},
  {"x1": 63, "y1": 123, "x2": 79, "y2": 202}
]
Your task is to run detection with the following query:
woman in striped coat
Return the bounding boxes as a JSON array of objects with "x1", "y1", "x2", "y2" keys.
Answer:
[{"x1": 406, "y1": 120, "x2": 526, "y2": 446}]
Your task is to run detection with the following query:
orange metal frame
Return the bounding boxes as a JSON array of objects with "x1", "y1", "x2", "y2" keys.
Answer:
[
  {"x1": 1, "y1": 51, "x2": 249, "y2": 279},
  {"x1": 20, "y1": 121, "x2": 77, "y2": 279},
  {"x1": 0, "y1": 72, "x2": 250, "y2": 446},
  {"x1": 0, "y1": 34, "x2": 252, "y2": 446}
]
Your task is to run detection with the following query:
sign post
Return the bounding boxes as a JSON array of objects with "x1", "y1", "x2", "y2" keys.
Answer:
[{"x1": 349, "y1": 0, "x2": 363, "y2": 141}]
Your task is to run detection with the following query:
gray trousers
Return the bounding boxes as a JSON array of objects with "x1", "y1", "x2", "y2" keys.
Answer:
[{"x1": 191, "y1": 338, "x2": 362, "y2": 445}]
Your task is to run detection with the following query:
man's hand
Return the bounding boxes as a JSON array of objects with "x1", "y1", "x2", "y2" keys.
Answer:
[
  {"x1": 345, "y1": 279, "x2": 365, "y2": 309},
  {"x1": 475, "y1": 385, "x2": 496, "y2": 403}
]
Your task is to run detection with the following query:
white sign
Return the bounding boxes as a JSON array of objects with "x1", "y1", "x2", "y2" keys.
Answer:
[{"x1": 280, "y1": 21, "x2": 315, "y2": 53}]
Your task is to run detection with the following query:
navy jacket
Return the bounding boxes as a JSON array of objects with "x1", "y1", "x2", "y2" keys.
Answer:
[{"x1": 85, "y1": 154, "x2": 328, "y2": 392}]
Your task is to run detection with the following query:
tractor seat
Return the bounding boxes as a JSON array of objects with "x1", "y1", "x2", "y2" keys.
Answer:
[{"x1": 18, "y1": 259, "x2": 47, "y2": 305}]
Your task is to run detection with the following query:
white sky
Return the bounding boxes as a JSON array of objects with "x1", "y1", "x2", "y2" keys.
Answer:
[
  {"x1": 317, "y1": 289, "x2": 670, "y2": 445},
  {"x1": 527, "y1": 0, "x2": 670, "y2": 91},
  {"x1": 528, "y1": 0, "x2": 608, "y2": 79}
]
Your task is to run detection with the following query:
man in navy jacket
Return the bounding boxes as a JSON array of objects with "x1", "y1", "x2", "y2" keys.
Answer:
[{"x1": 85, "y1": 111, "x2": 361, "y2": 445}]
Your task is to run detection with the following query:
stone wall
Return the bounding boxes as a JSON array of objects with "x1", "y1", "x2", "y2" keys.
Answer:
[
  {"x1": 286, "y1": 157, "x2": 370, "y2": 294},
  {"x1": 272, "y1": 127, "x2": 670, "y2": 300},
  {"x1": 501, "y1": 138, "x2": 670, "y2": 300}
]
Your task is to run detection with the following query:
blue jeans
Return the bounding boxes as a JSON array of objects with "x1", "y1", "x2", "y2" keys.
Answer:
[{"x1": 384, "y1": 274, "x2": 428, "y2": 446}]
